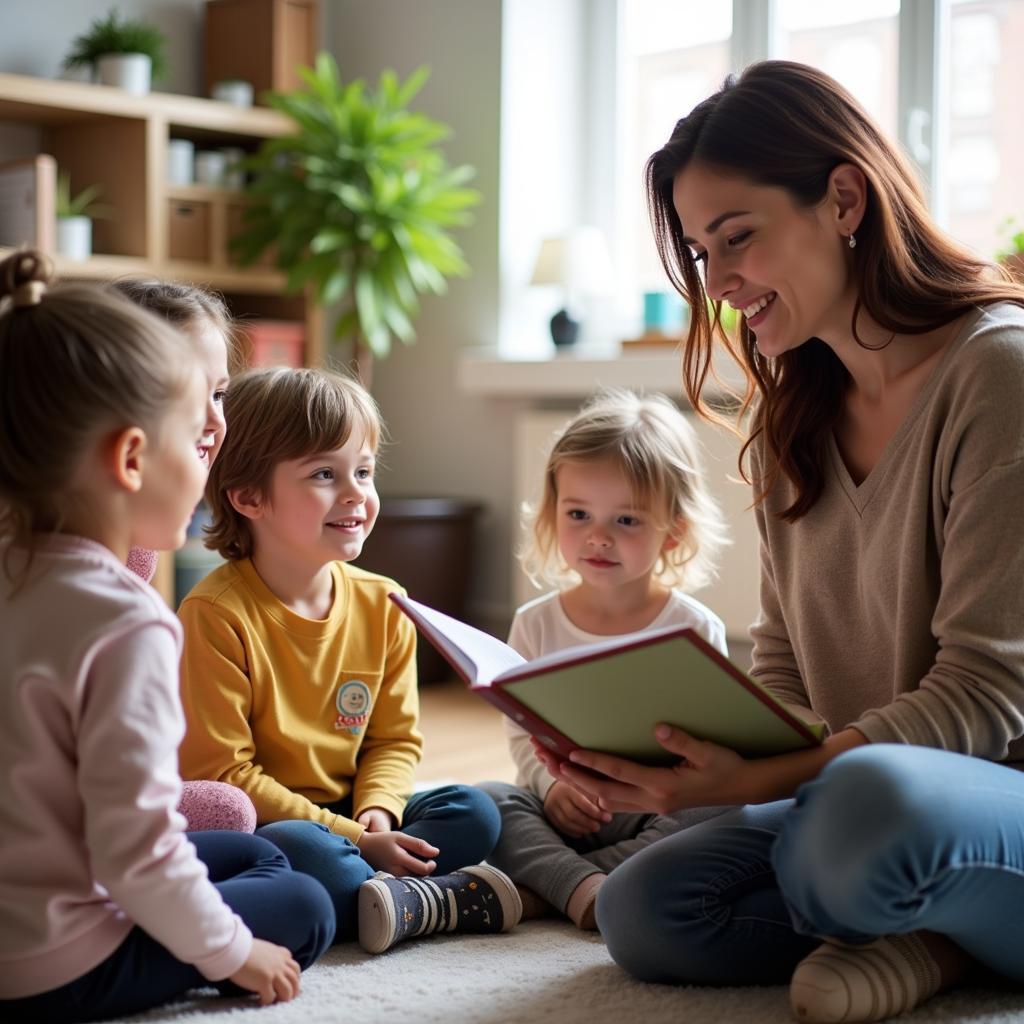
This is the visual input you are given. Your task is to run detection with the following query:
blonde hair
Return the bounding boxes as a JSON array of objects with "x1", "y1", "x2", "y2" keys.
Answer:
[
  {"x1": 0, "y1": 250, "x2": 196, "y2": 580},
  {"x1": 205, "y1": 366, "x2": 383, "y2": 560},
  {"x1": 521, "y1": 389, "x2": 728, "y2": 592}
]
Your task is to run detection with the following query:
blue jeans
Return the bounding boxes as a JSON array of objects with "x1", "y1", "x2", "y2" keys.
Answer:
[
  {"x1": 257, "y1": 784, "x2": 501, "y2": 940},
  {"x1": 0, "y1": 831, "x2": 336, "y2": 1023},
  {"x1": 597, "y1": 745, "x2": 1024, "y2": 986}
]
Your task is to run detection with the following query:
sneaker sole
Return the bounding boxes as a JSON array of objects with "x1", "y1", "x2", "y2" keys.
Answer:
[
  {"x1": 462, "y1": 865, "x2": 523, "y2": 931},
  {"x1": 358, "y1": 877, "x2": 398, "y2": 955}
]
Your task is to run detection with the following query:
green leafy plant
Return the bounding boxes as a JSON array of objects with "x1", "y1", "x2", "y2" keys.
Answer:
[
  {"x1": 231, "y1": 54, "x2": 481, "y2": 383},
  {"x1": 996, "y1": 216, "x2": 1024, "y2": 262},
  {"x1": 62, "y1": 8, "x2": 168, "y2": 81},
  {"x1": 55, "y1": 171, "x2": 110, "y2": 220}
]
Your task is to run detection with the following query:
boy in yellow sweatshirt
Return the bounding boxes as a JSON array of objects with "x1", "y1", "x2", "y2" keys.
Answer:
[{"x1": 178, "y1": 367, "x2": 520, "y2": 954}]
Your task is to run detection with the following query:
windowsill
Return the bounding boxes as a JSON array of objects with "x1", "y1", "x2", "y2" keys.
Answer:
[{"x1": 457, "y1": 344, "x2": 685, "y2": 399}]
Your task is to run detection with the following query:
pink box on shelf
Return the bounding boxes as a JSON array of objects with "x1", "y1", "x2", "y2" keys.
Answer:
[{"x1": 241, "y1": 319, "x2": 304, "y2": 367}]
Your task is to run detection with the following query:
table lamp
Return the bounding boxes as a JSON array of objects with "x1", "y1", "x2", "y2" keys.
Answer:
[{"x1": 529, "y1": 227, "x2": 612, "y2": 348}]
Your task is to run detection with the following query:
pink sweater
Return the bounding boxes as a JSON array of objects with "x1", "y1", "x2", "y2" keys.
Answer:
[{"x1": 0, "y1": 535, "x2": 252, "y2": 999}]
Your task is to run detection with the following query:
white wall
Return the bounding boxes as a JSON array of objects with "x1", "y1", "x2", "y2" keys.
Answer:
[
  {"x1": 325, "y1": 0, "x2": 518, "y2": 631},
  {"x1": 0, "y1": 1, "x2": 204, "y2": 95}
]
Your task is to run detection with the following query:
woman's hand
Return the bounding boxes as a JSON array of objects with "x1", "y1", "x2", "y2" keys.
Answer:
[
  {"x1": 229, "y1": 939, "x2": 301, "y2": 1005},
  {"x1": 543, "y1": 780, "x2": 612, "y2": 836},
  {"x1": 532, "y1": 725, "x2": 869, "y2": 814},
  {"x1": 531, "y1": 725, "x2": 752, "y2": 815}
]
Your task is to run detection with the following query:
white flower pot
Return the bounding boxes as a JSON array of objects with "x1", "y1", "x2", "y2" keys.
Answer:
[
  {"x1": 97, "y1": 53, "x2": 152, "y2": 95},
  {"x1": 56, "y1": 216, "x2": 92, "y2": 261}
]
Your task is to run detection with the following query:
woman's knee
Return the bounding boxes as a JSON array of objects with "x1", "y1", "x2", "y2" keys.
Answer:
[
  {"x1": 597, "y1": 843, "x2": 716, "y2": 984},
  {"x1": 774, "y1": 746, "x2": 944, "y2": 923}
]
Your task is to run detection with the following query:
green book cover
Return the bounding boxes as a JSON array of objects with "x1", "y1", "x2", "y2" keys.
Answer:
[
  {"x1": 390, "y1": 593, "x2": 824, "y2": 764},
  {"x1": 501, "y1": 633, "x2": 822, "y2": 763}
]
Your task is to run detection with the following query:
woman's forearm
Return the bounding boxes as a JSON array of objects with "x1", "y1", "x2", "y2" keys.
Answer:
[{"x1": 744, "y1": 727, "x2": 869, "y2": 804}]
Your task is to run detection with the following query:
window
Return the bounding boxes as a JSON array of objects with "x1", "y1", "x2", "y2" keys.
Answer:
[
  {"x1": 938, "y1": 0, "x2": 1024, "y2": 259},
  {"x1": 621, "y1": 1, "x2": 732, "y2": 305},
  {"x1": 775, "y1": 0, "x2": 900, "y2": 137}
]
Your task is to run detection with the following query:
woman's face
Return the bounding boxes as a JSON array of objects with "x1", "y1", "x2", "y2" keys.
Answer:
[{"x1": 672, "y1": 162, "x2": 855, "y2": 358}]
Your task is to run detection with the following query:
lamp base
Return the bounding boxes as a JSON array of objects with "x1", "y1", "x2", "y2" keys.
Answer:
[{"x1": 550, "y1": 308, "x2": 580, "y2": 347}]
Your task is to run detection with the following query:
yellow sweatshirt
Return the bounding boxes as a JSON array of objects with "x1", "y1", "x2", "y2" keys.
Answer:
[{"x1": 178, "y1": 558, "x2": 421, "y2": 843}]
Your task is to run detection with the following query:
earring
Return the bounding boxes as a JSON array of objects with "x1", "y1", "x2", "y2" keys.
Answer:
[{"x1": 848, "y1": 233, "x2": 857, "y2": 249}]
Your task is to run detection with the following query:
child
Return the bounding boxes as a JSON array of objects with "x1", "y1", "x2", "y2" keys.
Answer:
[
  {"x1": 0, "y1": 251, "x2": 335, "y2": 1023},
  {"x1": 480, "y1": 389, "x2": 732, "y2": 930},
  {"x1": 176, "y1": 366, "x2": 521, "y2": 954},
  {"x1": 113, "y1": 278, "x2": 256, "y2": 834}
]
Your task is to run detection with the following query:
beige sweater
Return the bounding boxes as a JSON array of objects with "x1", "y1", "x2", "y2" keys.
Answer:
[{"x1": 750, "y1": 303, "x2": 1024, "y2": 768}]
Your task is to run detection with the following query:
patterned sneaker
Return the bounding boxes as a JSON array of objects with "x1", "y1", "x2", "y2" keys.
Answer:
[
  {"x1": 358, "y1": 864, "x2": 523, "y2": 955},
  {"x1": 790, "y1": 934, "x2": 942, "y2": 1022}
]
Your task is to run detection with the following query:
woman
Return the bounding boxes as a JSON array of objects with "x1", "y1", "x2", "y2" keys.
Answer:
[{"x1": 533, "y1": 61, "x2": 1024, "y2": 1023}]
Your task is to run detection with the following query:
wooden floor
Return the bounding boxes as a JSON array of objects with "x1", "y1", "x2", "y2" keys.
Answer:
[{"x1": 415, "y1": 678, "x2": 518, "y2": 785}]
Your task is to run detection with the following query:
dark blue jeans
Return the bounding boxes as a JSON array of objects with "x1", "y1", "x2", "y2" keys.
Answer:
[
  {"x1": 257, "y1": 784, "x2": 501, "y2": 940},
  {"x1": 0, "y1": 831, "x2": 335, "y2": 1023}
]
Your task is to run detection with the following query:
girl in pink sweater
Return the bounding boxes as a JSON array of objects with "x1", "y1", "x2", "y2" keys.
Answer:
[
  {"x1": 0, "y1": 251, "x2": 334, "y2": 1022},
  {"x1": 113, "y1": 278, "x2": 256, "y2": 834}
]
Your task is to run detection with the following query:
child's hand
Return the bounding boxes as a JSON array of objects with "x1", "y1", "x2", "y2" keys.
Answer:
[
  {"x1": 543, "y1": 780, "x2": 611, "y2": 836},
  {"x1": 357, "y1": 829, "x2": 439, "y2": 877},
  {"x1": 357, "y1": 807, "x2": 396, "y2": 832},
  {"x1": 229, "y1": 939, "x2": 301, "y2": 1005}
]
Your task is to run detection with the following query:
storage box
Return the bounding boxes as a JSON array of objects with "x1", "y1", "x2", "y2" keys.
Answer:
[
  {"x1": 240, "y1": 319, "x2": 304, "y2": 367},
  {"x1": 167, "y1": 199, "x2": 211, "y2": 262},
  {"x1": 204, "y1": 0, "x2": 319, "y2": 102}
]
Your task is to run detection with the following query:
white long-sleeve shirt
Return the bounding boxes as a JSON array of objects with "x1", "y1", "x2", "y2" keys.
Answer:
[{"x1": 0, "y1": 534, "x2": 252, "y2": 1000}]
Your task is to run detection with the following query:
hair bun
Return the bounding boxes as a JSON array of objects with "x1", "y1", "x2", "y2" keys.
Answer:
[{"x1": 1, "y1": 249, "x2": 54, "y2": 307}]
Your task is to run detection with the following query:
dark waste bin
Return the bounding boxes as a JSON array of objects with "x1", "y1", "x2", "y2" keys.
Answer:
[{"x1": 356, "y1": 497, "x2": 481, "y2": 684}]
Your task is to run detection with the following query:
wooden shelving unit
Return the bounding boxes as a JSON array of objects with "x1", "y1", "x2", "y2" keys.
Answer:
[{"x1": 0, "y1": 71, "x2": 325, "y2": 602}]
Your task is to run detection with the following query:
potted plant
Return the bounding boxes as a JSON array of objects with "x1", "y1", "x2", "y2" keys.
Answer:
[
  {"x1": 231, "y1": 53, "x2": 481, "y2": 387},
  {"x1": 55, "y1": 171, "x2": 109, "y2": 262},
  {"x1": 63, "y1": 8, "x2": 168, "y2": 95},
  {"x1": 233, "y1": 55, "x2": 483, "y2": 680}
]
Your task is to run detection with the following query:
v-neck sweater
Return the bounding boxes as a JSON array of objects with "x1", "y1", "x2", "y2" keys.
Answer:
[{"x1": 749, "y1": 302, "x2": 1024, "y2": 767}]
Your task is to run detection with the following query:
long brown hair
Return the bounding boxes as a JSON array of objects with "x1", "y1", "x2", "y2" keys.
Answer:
[{"x1": 646, "y1": 60, "x2": 1024, "y2": 519}]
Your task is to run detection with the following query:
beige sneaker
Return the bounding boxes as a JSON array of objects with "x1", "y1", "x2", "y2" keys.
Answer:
[{"x1": 789, "y1": 933, "x2": 942, "y2": 1022}]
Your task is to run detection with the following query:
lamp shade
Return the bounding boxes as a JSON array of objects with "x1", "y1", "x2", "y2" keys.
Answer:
[{"x1": 529, "y1": 227, "x2": 612, "y2": 295}]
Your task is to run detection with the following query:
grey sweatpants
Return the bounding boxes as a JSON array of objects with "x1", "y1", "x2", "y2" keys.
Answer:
[{"x1": 478, "y1": 779, "x2": 731, "y2": 914}]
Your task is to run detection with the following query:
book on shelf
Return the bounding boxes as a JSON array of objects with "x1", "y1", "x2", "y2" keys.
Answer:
[{"x1": 390, "y1": 593, "x2": 825, "y2": 766}]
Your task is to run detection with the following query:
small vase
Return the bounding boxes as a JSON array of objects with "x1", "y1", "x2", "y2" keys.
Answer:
[
  {"x1": 56, "y1": 216, "x2": 92, "y2": 261},
  {"x1": 97, "y1": 53, "x2": 152, "y2": 95}
]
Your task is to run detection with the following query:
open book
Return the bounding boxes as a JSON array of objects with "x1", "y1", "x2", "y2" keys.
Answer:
[{"x1": 391, "y1": 594, "x2": 825, "y2": 765}]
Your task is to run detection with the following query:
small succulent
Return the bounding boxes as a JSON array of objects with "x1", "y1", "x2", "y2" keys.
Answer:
[
  {"x1": 63, "y1": 8, "x2": 168, "y2": 81},
  {"x1": 56, "y1": 172, "x2": 110, "y2": 220}
]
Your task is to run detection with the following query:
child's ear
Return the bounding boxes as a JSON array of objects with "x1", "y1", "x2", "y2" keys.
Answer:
[
  {"x1": 662, "y1": 518, "x2": 688, "y2": 554},
  {"x1": 107, "y1": 427, "x2": 147, "y2": 493},
  {"x1": 228, "y1": 486, "x2": 266, "y2": 521}
]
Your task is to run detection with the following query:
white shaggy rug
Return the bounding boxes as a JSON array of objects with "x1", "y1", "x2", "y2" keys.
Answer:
[{"x1": 120, "y1": 920, "x2": 1024, "y2": 1024}]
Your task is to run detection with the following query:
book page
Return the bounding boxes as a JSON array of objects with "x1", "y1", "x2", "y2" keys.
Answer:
[
  {"x1": 395, "y1": 596, "x2": 526, "y2": 685},
  {"x1": 496, "y1": 621, "x2": 688, "y2": 682}
]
